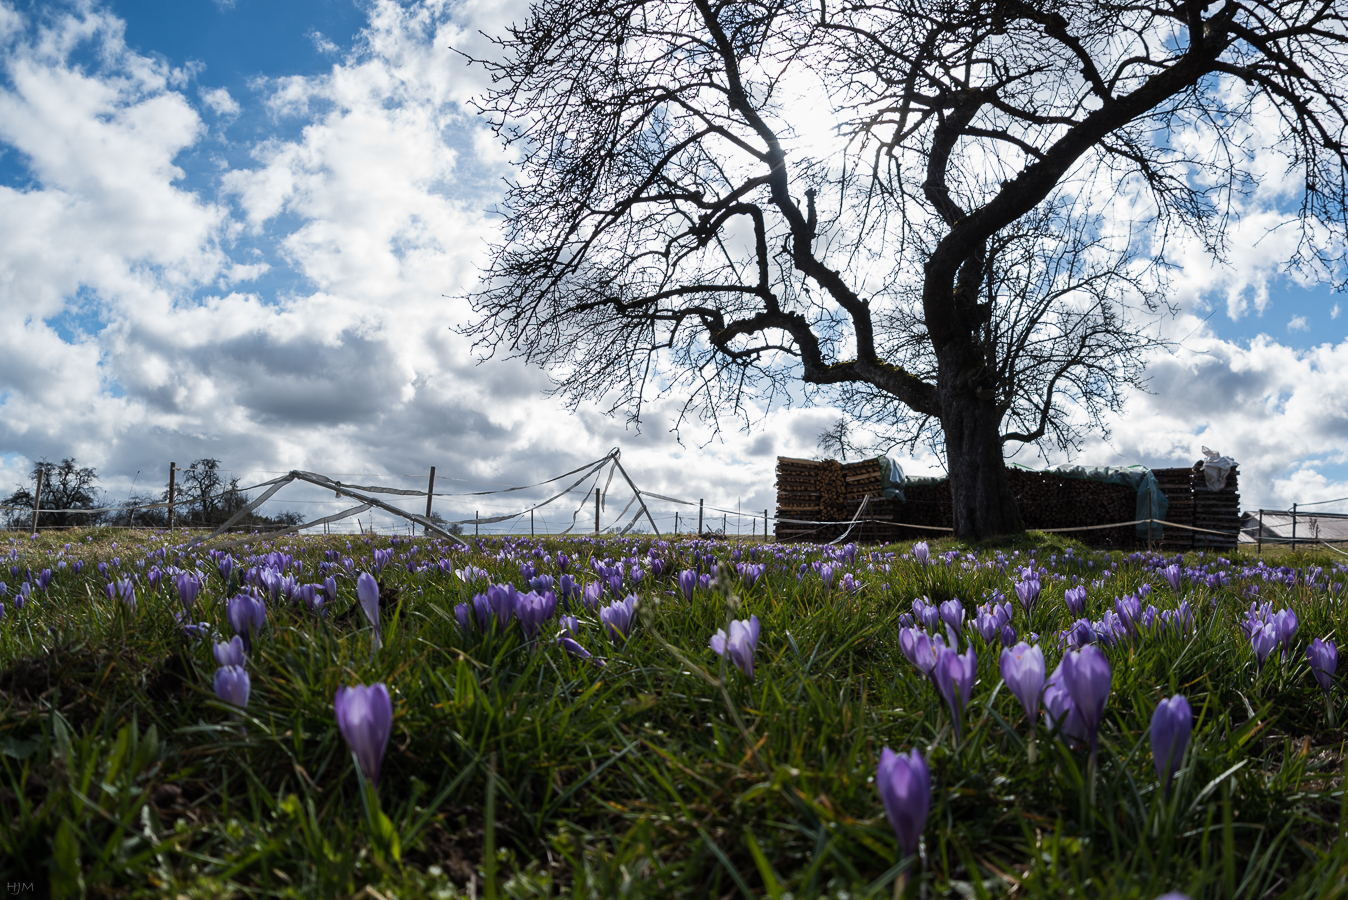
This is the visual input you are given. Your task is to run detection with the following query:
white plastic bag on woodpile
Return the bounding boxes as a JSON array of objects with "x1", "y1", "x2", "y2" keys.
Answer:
[{"x1": 1200, "y1": 447, "x2": 1236, "y2": 492}]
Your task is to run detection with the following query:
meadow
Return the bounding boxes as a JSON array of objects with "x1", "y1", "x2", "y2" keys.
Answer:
[{"x1": 1, "y1": 526, "x2": 1347, "y2": 899}]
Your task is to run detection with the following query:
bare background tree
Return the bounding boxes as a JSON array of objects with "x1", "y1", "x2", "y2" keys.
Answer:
[
  {"x1": 3, "y1": 458, "x2": 104, "y2": 529},
  {"x1": 465, "y1": 0, "x2": 1347, "y2": 538}
]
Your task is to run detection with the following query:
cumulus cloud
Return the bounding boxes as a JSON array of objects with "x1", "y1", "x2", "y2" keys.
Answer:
[
  {"x1": 199, "y1": 86, "x2": 239, "y2": 116},
  {"x1": 0, "y1": 0, "x2": 1344, "y2": 532},
  {"x1": 1289, "y1": 315, "x2": 1310, "y2": 332}
]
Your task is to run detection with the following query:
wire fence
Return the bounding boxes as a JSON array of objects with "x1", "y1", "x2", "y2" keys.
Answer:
[
  {"x1": 1, "y1": 450, "x2": 778, "y2": 541},
  {"x1": 1243, "y1": 507, "x2": 1348, "y2": 553}
]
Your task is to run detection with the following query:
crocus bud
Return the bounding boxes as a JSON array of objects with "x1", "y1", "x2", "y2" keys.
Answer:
[
  {"x1": 876, "y1": 747, "x2": 930, "y2": 860},
  {"x1": 226, "y1": 593, "x2": 266, "y2": 651},
  {"x1": 558, "y1": 635, "x2": 593, "y2": 659},
  {"x1": 710, "y1": 615, "x2": 760, "y2": 679},
  {"x1": 1150, "y1": 694, "x2": 1192, "y2": 792},
  {"x1": 356, "y1": 572, "x2": 382, "y2": 650},
  {"x1": 213, "y1": 635, "x2": 246, "y2": 667},
  {"x1": 934, "y1": 645, "x2": 976, "y2": 739},
  {"x1": 1000, "y1": 642, "x2": 1046, "y2": 722},
  {"x1": 1252, "y1": 622, "x2": 1279, "y2": 669},
  {"x1": 912, "y1": 542, "x2": 929, "y2": 565},
  {"x1": 334, "y1": 683, "x2": 393, "y2": 785},
  {"x1": 599, "y1": 594, "x2": 637, "y2": 642},
  {"x1": 213, "y1": 665, "x2": 251, "y2": 710},
  {"x1": 1308, "y1": 638, "x2": 1337, "y2": 696},
  {"x1": 1015, "y1": 576, "x2": 1041, "y2": 615},
  {"x1": 1064, "y1": 585, "x2": 1087, "y2": 617},
  {"x1": 678, "y1": 569, "x2": 698, "y2": 602},
  {"x1": 1275, "y1": 608, "x2": 1298, "y2": 649},
  {"x1": 938, "y1": 598, "x2": 964, "y2": 633},
  {"x1": 1061, "y1": 644, "x2": 1111, "y2": 751}
]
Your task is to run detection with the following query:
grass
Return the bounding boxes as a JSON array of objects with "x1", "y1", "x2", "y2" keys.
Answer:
[{"x1": 2, "y1": 526, "x2": 1348, "y2": 898}]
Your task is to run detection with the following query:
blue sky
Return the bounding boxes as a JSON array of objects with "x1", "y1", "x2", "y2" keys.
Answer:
[{"x1": 0, "y1": 0, "x2": 1345, "y2": 532}]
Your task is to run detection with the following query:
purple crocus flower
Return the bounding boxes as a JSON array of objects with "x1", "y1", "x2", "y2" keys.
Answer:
[
  {"x1": 334, "y1": 683, "x2": 393, "y2": 785},
  {"x1": 898, "y1": 626, "x2": 941, "y2": 678},
  {"x1": 1015, "y1": 576, "x2": 1041, "y2": 615},
  {"x1": 999, "y1": 623, "x2": 1017, "y2": 647},
  {"x1": 227, "y1": 592, "x2": 266, "y2": 651},
  {"x1": 560, "y1": 615, "x2": 579, "y2": 637},
  {"x1": 710, "y1": 615, "x2": 760, "y2": 679},
  {"x1": 582, "y1": 581, "x2": 603, "y2": 610},
  {"x1": 1307, "y1": 638, "x2": 1337, "y2": 696},
  {"x1": 1064, "y1": 585, "x2": 1087, "y2": 618},
  {"x1": 678, "y1": 569, "x2": 698, "y2": 602},
  {"x1": 217, "y1": 553, "x2": 234, "y2": 585},
  {"x1": 111, "y1": 578, "x2": 134, "y2": 613},
  {"x1": 933, "y1": 645, "x2": 976, "y2": 739},
  {"x1": 912, "y1": 597, "x2": 941, "y2": 633},
  {"x1": 1000, "y1": 642, "x2": 1046, "y2": 722},
  {"x1": 214, "y1": 635, "x2": 246, "y2": 667},
  {"x1": 1274, "y1": 608, "x2": 1298, "y2": 650},
  {"x1": 876, "y1": 747, "x2": 930, "y2": 860},
  {"x1": 939, "y1": 598, "x2": 964, "y2": 634},
  {"x1": 1114, "y1": 594, "x2": 1142, "y2": 638},
  {"x1": 515, "y1": 590, "x2": 555, "y2": 638},
  {"x1": 1150, "y1": 694, "x2": 1192, "y2": 792},
  {"x1": 213, "y1": 665, "x2": 251, "y2": 710},
  {"x1": 1043, "y1": 662, "x2": 1089, "y2": 746},
  {"x1": 912, "y1": 542, "x2": 930, "y2": 565},
  {"x1": 176, "y1": 572, "x2": 201, "y2": 612},
  {"x1": 372, "y1": 548, "x2": 394, "y2": 574},
  {"x1": 356, "y1": 572, "x2": 382, "y2": 650},
  {"x1": 486, "y1": 583, "x2": 518, "y2": 628},
  {"x1": 558, "y1": 635, "x2": 593, "y2": 659},
  {"x1": 1252, "y1": 622, "x2": 1279, "y2": 669},
  {"x1": 454, "y1": 603, "x2": 472, "y2": 634},
  {"x1": 1061, "y1": 645, "x2": 1111, "y2": 751},
  {"x1": 36, "y1": 568, "x2": 52, "y2": 591},
  {"x1": 1163, "y1": 564, "x2": 1182, "y2": 593},
  {"x1": 599, "y1": 594, "x2": 637, "y2": 642},
  {"x1": 973, "y1": 608, "x2": 1001, "y2": 643}
]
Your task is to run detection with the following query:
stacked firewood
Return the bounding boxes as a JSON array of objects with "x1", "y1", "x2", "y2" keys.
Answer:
[
  {"x1": 1192, "y1": 463, "x2": 1240, "y2": 551},
  {"x1": 1154, "y1": 468, "x2": 1195, "y2": 551},
  {"x1": 775, "y1": 456, "x2": 1238, "y2": 548},
  {"x1": 1007, "y1": 470, "x2": 1136, "y2": 548},
  {"x1": 774, "y1": 458, "x2": 823, "y2": 540}
]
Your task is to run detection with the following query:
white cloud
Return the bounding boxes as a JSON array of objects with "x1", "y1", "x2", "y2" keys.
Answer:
[
  {"x1": 199, "y1": 86, "x2": 239, "y2": 116},
  {"x1": 1, "y1": 0, "x2": 1346, "y2": 533},
  {"x1": 1289, "y1": 314, "x2": 1309, "y2": 332},
  {"x1": 1333, "y1": 303, "x2": 1341, "y2": 320}
]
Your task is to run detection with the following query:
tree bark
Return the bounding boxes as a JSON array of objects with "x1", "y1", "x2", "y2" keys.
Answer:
[{"x1": 937, "y1": 346, "x2": 1024, "y2": 541}]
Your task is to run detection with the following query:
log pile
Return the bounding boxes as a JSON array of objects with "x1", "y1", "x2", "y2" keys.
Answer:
[
  {"x1": 1154, "y1": 468, "x2": 1195, "y2": 551},
  {"x1": 1191, "y1": 463, "x2": 1241, "y2": 551},
  {"x1": 1006, "y1": 469, "x2": 1135, "y2": 548},
  {"x1": 775, "y1": 457, "x2": 1239, "y2": 548}
]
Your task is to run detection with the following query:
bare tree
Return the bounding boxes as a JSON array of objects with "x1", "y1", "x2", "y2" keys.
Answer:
[
  {"x1": 464, "y1": 0, "x2": 1347, "y2": 538},
  {"x1": 3, "y1": 458, "x2": 104, "y2": 530}
]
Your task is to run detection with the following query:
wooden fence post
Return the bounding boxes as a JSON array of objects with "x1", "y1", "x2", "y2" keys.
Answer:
[
  {"x1": 594, "y1": 489, "x2": 600, "y2": 535},
  {"x1": 425, "y1": 466, "x2": 436, "y2": 535},
  {"x1": 765, "y1": 509, "x2": 769, "y2": 542},
  {"x1": 167, "y1": 462, "x2": 177, "y2": 531},
  {"x1": 698, "y1": 499, "x2": 703, "y2": 534},
  {"x1": 31, "y1": 467, "x2": 42, "y2": 534}
]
